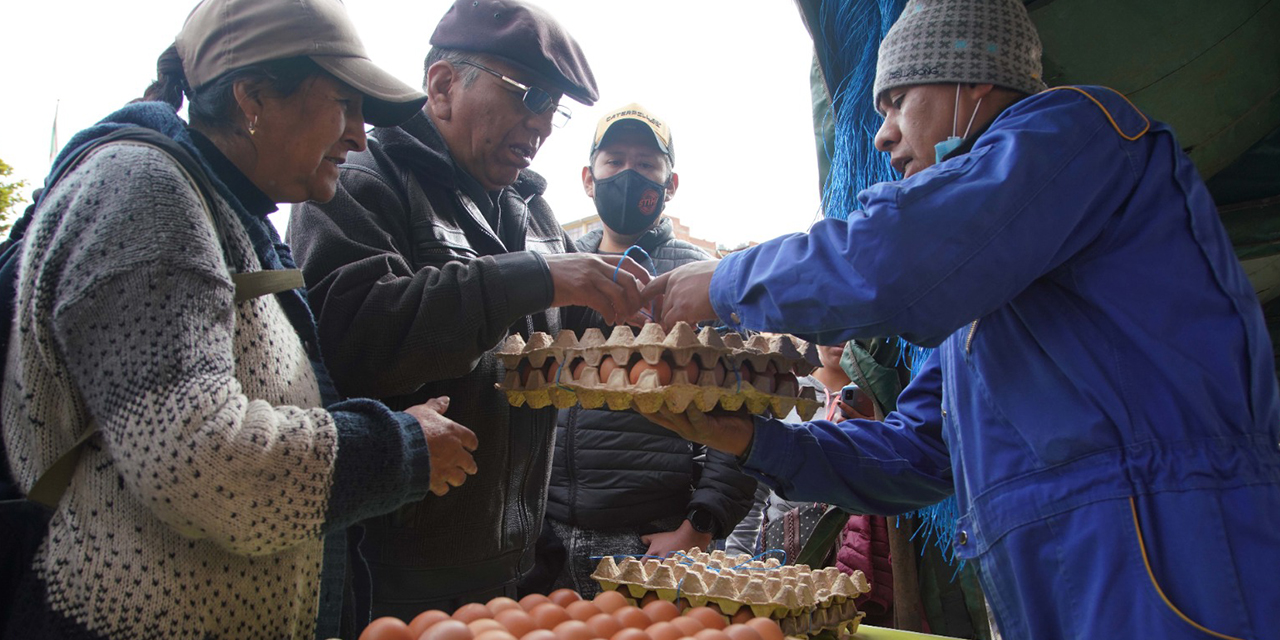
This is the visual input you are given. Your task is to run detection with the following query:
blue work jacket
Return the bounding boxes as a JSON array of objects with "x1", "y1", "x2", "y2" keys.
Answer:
[{"x1": 712, "y1": 86, "x2": 1280, "y2": 561}]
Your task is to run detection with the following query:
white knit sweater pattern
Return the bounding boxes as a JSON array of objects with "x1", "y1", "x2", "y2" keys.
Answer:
[{"x1": 3, "y1": 143, "x2": 340, "y2": 639}]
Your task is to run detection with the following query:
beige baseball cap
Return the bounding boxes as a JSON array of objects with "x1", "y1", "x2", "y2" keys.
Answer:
[
  {"x1": 592, "y1": 103, "x2": 675, "y2": 164},
  {"x1": 175, "y1": 0, "x2": 427, "y2": 127}
]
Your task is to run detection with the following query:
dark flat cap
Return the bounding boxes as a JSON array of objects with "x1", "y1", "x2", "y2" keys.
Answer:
[{"x1": 430, "y1": 0, "x2": 599, "y2": 105}]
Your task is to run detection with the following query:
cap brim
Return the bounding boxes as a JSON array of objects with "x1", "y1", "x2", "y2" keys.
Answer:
[
  {"x1": 312, "y1": 55, "x2": 428, "y2": 127},
  {"x1": 496, "y1": 57, "x2": 597, "y2": 106},
  {"x1": 596, "y1": 118, "x2": 671, "y2": 156}
]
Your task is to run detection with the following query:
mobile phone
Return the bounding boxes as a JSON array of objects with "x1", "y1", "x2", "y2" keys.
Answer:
[{"x1": 839, "y1": 384, "x2": 876, "y2": 419}]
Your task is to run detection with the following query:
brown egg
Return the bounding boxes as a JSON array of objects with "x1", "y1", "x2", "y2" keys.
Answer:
[
  {"x1": 680, "y1": 360, "x2": 701, "y2": 384},
  {"x1": 552, "y1": 620, "x2": 594, "y2": 640},
  {"x1": 674, "y1": 600, "x2": 690, "y2": 613},
  {"x1": 638, "y1": 592, "x2": 661, "y2": 608},
  {"x1": 628, "y1": 358, "x2": 673, "y2": 386},
  {"x1": 425, "y1": 620, "x2": 475, "y2": 640},
  {"x1": 742, "y1": 619, "x2": 783, "y2": 640},
  {"x1": 546, "y1": 360, "x2": 564, "y2": 385},
  {"x1": 586, "y1": 612, "x2": 624, "y2": 639},
  {"x1": 359, "y1": 617, "x2": 414, "y2": 640},
  {"x1": 728, "y1": 608, "x2": 755, "y2": 626},
  {"x1": 613, "y1": 605, "x2": 651, "y2": 631},
  {"x1": 519, "y1": 594, "x2": 552, "y2": 612},
  {"x1": 645, "y1": 621, "x2": 682, "y2": 640},
  {"x1": 494, "y1": 610, "x2": 537, "y2": 639},
  {"x1": 409, "y1": 610, "x2": 452, "y2": 638},
  {"x1": 468, "y1": 620, "x2": 506, "y2": 636},
  {"x1": 548, "y1": 588, "x2": 583, "y2": 607},
  {"x1": 571, "y1": 358, "x2": 589, "y2": 381},
  {"x1": 722, "y1": 625, "x2": 762, "y2": 640},
  {"x1": 474, "y1": 631, "x2": 518, "y2": 640},
  {"x1": 453, "y1": 603, "x2": 495, "y2": 624},
  {"x1": 521, "y1": 630, "x2": 558, "y2": 640},
  {"x1": 592, "y1": 590, "x2": 630, "y2": 614},
  {"x1": 669, "y1": 616, "x2": 704, "y2": 637},
  {"x1": 709, "y1": 363, "x2": 727, "y2": 387},
  {"x1": 682, "y1": 608, "x2": 727, "y2": 631},
  {"x1": 531, "y1": 602, "x2": 572, "y2": 630},
  {"x1": 693, "y1": 629, "x2": 731, "y2": 640},
  {"x1": 488, "y1": 597, "x2": 522, "y2": 615},
  {"x1": 610, "y1": 629, "x2": 653, "y2": 640},
  {"x1": 518, "y1": 362, "x2": 545, "y2": 387},
  {"x1": 641, "y1": 599, "x2": 679, "y2": 624},
  {"x1": 598, "y1": 356, "x2": 621, "y2": 384},
  {"x1": 565, "y1": 600, "x2": 602, "y2": 622}
]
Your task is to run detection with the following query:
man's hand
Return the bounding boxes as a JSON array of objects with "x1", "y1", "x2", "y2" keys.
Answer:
[
  {"x1": 641, "y1": 520, "x2": 713, "y2": 559},
  {"x1": 545, "y1": 254, "x2": 651, "y2": 325},
  {"x1": 640, "y1": 406, "x2": 755, "y2": 457},
  {"x1": 641, "y1": 261, "x2": 719, "y2": 330},
  {"x1": 403, "y1": 397, "x2": 479, "y2": 496}
]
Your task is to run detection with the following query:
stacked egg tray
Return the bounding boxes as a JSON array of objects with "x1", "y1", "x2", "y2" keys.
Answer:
[
  {"x1": 591, "y1": 550, "x2": 871, "y2": 638},
  {"x1": 496, "y1": 323, "x2": 824, "y2": 421}
]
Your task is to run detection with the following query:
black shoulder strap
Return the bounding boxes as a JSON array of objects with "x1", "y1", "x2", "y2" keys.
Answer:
[{"x1": 15, "y1": 129, "x2": 300, "y2": 508}]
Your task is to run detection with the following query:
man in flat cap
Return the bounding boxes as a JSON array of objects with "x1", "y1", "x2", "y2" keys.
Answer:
[{"x1": 289, "y1": 0, "x2": 647, "y2": 623}]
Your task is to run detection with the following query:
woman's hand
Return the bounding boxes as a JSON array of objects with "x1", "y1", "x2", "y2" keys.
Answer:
[{"x1": 403, "y1": 397, "x2": 479, "y2": 496}]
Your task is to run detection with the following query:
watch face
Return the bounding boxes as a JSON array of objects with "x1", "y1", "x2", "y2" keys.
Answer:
[{"x1": 689, "y1": 509, "x2": 715, "y2": 533}]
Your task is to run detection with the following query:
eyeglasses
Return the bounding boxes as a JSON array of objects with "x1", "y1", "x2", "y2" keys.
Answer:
[{"x1": 458, "y1": 60, "x2": 572, "y2": 128}]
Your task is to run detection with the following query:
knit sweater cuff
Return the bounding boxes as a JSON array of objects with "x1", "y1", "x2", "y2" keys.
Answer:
[{"x1": 324, "y1": 399, "x2": 432, "y2": 528}]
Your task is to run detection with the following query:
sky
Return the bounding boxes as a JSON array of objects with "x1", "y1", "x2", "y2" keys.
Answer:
[{"x1": 1, "y1": 0, "x2": 825, "y2": 248}]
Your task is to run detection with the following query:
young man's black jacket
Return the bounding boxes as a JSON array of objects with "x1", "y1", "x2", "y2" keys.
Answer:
[{"x1": 545, "y1": 219, "x2": 758, "y2": 537}]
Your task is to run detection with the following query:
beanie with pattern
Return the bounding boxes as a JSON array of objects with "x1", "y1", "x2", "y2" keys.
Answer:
[{"x1": 873, "y1": 0, "x2": 1046, "y2": 111}]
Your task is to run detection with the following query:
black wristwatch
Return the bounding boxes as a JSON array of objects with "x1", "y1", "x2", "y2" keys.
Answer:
[{"x1": 686, "y1": 508, "x2": 718, "y2": 536}]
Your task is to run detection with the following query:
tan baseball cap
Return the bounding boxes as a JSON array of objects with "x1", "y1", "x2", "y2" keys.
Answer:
[
  {"x1": 592, "y1": 103, "x2": 675, "y2": 164},
  {"x1": 175, "y1": 0, "x2": 427, "y2": 127}
]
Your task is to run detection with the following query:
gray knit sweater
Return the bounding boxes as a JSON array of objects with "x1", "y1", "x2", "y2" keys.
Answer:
[{"x1": 2, "y1": 142, "x2": 431, "y2": 639}]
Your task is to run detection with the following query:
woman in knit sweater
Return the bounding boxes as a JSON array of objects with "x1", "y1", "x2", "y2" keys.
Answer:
[{"x1": 1, "y1": 0, "x2": 479, "y2": 638}]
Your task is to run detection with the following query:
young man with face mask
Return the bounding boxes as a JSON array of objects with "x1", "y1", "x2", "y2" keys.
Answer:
[
  {"x1": 640, "y1": 0, "x2": 1280, "y2": 638},
  {"x1": 528, "y1": 105, "x2": 757, "y2": 597}
]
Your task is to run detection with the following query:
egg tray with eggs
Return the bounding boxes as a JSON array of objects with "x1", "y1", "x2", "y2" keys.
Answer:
[
  {"x1": 355, "y1": 586, "x2": 791, "y2": 640},
  {"x1": 496, "y1": 323, "x2": 824, "y2": 421},
  {"x1": 589, "y1": 550, "x2": 871, "y2": 638}
]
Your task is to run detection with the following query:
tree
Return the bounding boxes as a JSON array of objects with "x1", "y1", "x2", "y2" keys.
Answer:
[{"x1": 1, "y1": 156, "x2": 29, "y2": 238}]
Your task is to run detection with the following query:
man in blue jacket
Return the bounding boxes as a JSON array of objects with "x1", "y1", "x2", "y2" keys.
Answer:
[{"x1": 641, "y1": 0, "x2": 1280, "y2": 638}]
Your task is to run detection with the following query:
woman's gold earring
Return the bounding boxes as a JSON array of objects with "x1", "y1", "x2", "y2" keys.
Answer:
[{"x1": 248, "y1": 117, "x2": 258, "y2": 136}]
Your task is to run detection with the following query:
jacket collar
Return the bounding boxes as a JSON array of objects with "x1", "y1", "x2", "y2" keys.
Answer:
[
  {"x1": 579, "y1": 217, "x2": 675, "y2": 254},
  {"x1": 373, "y1": 111, "x2": 548, "y2": 201}
]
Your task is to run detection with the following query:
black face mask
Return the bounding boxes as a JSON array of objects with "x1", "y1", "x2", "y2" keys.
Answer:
[{"x1": 592, "y1": 169, "x2": 667, "y2": 236}]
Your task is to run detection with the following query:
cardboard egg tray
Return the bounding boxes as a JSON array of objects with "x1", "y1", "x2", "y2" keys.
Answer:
[
  {"x1": 590, "y1": 549, "x2": 871, "y2": 637},
  {"x1": 496, "y1": 323, "x2": 824, "y2": 420}
]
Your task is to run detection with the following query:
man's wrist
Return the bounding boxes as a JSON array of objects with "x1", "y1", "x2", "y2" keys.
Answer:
[{"x1": 686, "y1": 507, "x2": 720, "y2": 537}]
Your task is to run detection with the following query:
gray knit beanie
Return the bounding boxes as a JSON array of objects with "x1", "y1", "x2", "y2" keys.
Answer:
[{"x1": 873, "y1": 0, "x2": 1046, "y2": 110}]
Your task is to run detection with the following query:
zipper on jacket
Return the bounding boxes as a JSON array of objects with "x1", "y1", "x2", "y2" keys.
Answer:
[
  {"x1": 564, "y1": 406, "x2": 579, "y2": 525},
  {"x1": 965, "y1": 320, "x2": 980, "y2": 354}
]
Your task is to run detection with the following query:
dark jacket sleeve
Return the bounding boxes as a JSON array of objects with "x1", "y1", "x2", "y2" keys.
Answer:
[
  {"x1": 689, "y1": 447, "x2": 759, "y2": 537},
  {"x1": 288, "y1": 163, "x2": 554, "y2": 399}
]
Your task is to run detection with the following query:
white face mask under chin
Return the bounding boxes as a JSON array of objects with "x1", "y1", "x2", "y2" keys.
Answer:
[{"x1": 935, "y1": 84, "x2": 983, "y2": 163}]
